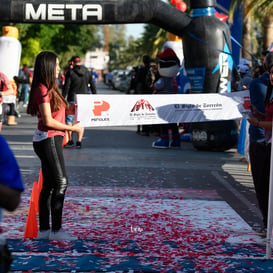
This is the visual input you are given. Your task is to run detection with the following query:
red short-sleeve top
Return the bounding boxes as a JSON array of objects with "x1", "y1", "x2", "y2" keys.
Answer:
[{"x1": 34, "y1": 83, "x2": 65, "y2": 138}]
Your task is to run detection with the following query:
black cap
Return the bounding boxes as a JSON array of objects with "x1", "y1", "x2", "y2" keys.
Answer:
[
  {"x1": 190, "y1": 0, "x2": 216, "y2": 9},
  {"x1": 71, "y1": 56, "x2": 81, "y2": 62}
]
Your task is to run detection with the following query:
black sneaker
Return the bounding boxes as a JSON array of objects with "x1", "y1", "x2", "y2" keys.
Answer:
[
  {"x1": 64, "y1": 140, "x2": 74, "y2": 148},
  {"x1": 76, "y1": 141, "x2": 82, "y2": 149},
  {"x1": 256, "y1": 227, "x2": 267, "y2": 237}
]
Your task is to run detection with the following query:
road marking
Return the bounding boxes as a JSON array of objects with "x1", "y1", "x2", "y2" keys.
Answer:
[{"x1": 211, "y1": 170, "x2": 262, "y2": 221}]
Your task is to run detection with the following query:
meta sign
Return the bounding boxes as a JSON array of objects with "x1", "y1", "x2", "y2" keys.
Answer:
[
  {"x1": 25, "y1": 3, "x2": 103, "y2": 21},
  {"x1": 2, "y1": 0, "x2": 190, "y2": 27}
]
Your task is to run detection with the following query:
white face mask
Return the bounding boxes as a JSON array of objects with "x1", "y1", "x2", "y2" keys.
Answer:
[{"x1": 158, "y1": 64, "x2": 180, "y2": 78}]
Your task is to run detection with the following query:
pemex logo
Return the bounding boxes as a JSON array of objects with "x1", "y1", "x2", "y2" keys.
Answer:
[
  {"x1": 237, "y1": 95, "x2": 251, "y2": 118},
  {"x1": 93, "y1": 100, "x2": 110, "y2": 116},
  {"x1": 243, "y1": 96, "x2": 251, "y2": 110},
  {"x1": 131, "y1": 99, "x2": 155, "y2": 112}
]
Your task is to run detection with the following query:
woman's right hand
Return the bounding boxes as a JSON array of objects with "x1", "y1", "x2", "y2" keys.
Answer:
[{"x1": 71, "y1": 123, "x2": 83, "y2": 134}]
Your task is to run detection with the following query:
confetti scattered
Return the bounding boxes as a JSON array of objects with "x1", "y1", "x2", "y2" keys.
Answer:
[{"x1": 2, "y1": 186, "x2": 272, "y2": 272}]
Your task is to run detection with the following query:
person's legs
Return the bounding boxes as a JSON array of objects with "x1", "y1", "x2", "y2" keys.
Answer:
[
  {"x1": 6, "y1": 103, "x2": 17, "y2": 126},
  {"x1": 34, "y1": 136, "x2": 68, "y2": 232},
  {"x1": 249, "y1": 142, "x2": 269, "y2": 227},
  {"x1": 64, "y1": 114, "x2": 74, "y2": 147},
  {"x1": 152, "y1": 124, "x2": 169, "y2": 148},
  {"x1": 75, "y1": 127, "x2": 84, "y2": 149},
  {"x1": 34, "y1": 139, "x2": 54, "y2": 231},
  {"x1": 21, "y1": 84, "x2": 29, "y2": 106},
  {"x1": 170, "y1": 123, "x2": 181, "y2": 148},
  {"x1": 49, "y1": 136, "x2": 68, "y2": 231}
]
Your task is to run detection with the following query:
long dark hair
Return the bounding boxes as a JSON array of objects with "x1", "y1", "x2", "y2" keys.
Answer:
[{"x1": 27, "y1": 51, "x2": 68, "y2": 116}]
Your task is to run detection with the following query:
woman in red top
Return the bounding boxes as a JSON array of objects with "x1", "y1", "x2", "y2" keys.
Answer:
[{"x1": 27, "y1": 51, "x2": 82, "y2": 240}]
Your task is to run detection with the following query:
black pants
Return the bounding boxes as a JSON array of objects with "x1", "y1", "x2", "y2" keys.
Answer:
[
  {"x1": 249, "y1": 142, "x2": 271, "y2": 226},
  {"x1": 33, "y1": 136, "x2": 68, "y2": 231},
  {"x1": 3, "y1": 103, "x2": 16, "y2": 116},
  {"x1": 160, "y1": 123, "x2": 179, "y2": 138}
]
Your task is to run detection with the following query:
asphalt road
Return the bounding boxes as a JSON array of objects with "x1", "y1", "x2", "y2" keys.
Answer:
[{"x1": 1, "y1": 81, "x2": 262, "y2": 233}]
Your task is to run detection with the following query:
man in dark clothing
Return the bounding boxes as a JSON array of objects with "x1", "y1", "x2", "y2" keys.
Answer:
[
  {"x1": 248, "y1": 68, "x2": 269, "y2": 235},
  {"x1": 62, "y1": 56, "x2": 96, "y2": 148},
  {"x1": 135, "y1": 55, "x2": 155, "y2": 95},
  {"x1": 134, "y1": 55, "x2": 157, "y2": 136}
]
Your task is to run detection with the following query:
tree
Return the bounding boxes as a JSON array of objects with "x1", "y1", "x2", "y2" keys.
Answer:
[
  {"x1": 0, "y1": 23, "x2": 101, "y2": 68},
  {"x1": 107, "y1": 24, "x2": 129, "y2": 69},
  {"x1": 107, "y1": 23, "x2": 167, "y2": 70},
  {"x1": 140, "y1": 24, "x2": 167, "y2": 59},
  {"x1": 229, "y1": 0, "x2": 273, "y2": 59}
]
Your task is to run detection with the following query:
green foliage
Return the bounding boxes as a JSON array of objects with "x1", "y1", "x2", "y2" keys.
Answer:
[
  {"x1": 0, "y1": 0, "x2": 170, "y2": 72},
  {"x1": 109, "y1": 23, "x2": 167, "y2": 70},
  {"x1": 229, "y1": 0, "x2": 273, "y2": 57},
  {"x1": 20, "y1": 38, "x2": 41, "y2": 66},
  {"x1": 0, "y1": 23, "x2": 101, "y2": 69}
]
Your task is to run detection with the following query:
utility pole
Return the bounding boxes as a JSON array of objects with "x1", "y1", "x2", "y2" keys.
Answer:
[{"x1": 103, "y1": 25, "x2": 109, "y2": 53}]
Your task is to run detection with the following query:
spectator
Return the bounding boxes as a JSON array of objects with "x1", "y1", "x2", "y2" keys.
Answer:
[
  {"x1": 0, "y1": 134, "x2": 24, "y2": 272},
  {"x1": 63, "y1": 56, "x2": 96, "y2": 148},
  {"x1": 248, "y1": 52, "x2": 273, "y2": 236},
  {"x1": 107, "y1": 70, "x2": 113, "y2": 88},
  {"x1": 0, "y1": 72, "x2": 16, "y2": 130},
  {"x1": 248, "y1": 60, "x2": 269, "y2": 235},
  {"x1": 237, "y1": 63, "x2": 252, "y2": 90},
  {"x1": 134, "y1": 55, "x2": 158, "y2": 135},
  {"x1": 91, "y1": 68, "x2": 99, "y2": 83},
  {"x1": 18, "y1": 64, "x2": 32, "y2": 107}
]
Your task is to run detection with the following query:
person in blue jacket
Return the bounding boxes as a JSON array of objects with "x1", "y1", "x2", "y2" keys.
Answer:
[
  {"x1": 248, "y1": 60, "x2": 270, "y2": 236},
  {"x1": 0, "y1": 134, "x2": 24, "y2": 272}
]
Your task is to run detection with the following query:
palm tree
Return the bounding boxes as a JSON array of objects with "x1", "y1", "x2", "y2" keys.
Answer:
[{"x1": 230, "y1": 0, "x2": 273, "y2": 58}]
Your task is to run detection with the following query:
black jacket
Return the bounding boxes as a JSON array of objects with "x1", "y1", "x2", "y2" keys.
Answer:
[{"x1": 63, "y1": 65, "x2": 96, "y2": 102}]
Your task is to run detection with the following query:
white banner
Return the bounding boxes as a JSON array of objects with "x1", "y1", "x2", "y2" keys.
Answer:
[{"x1": 76, "y1": 90, "x2": 250, "y2": 127}]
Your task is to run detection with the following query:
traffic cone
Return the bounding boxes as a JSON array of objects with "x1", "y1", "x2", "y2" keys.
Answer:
[
  {"x1": 247, "y1": 163, "x2": 251, "y2": 172},
  {"x1": 32, "y1": 181, "x2": 39, "y2": 214},
  {"x1": 24, "y1": 182, "x2": 38, "y2": 239},
  {"x1": 63, "y1": 130, "x2": 69, "y2": 146}
]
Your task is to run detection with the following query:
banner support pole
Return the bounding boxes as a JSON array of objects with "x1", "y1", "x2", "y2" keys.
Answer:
[{"x1": 266, "y1": 119, "x2": 273, "y2": 259}]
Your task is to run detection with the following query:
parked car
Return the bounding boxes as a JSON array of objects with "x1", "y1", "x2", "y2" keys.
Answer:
[{"x1": 112, "y1": 69, "x2": 126, "y2": 90}]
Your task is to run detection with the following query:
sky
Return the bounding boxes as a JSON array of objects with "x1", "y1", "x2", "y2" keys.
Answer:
[
  {"x1": 126, "y1": 23, "x2": 145, "y2": 39},
  {"x1": 125, "y1": 0, "x2": 168, "y2": 38}
]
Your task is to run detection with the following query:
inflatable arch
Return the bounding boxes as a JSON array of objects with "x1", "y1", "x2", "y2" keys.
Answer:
[{"x1": 1, "y1": 0, "x2": 233, "y2": 94}]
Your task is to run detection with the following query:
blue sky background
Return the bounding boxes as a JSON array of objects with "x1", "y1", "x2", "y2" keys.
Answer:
[
  {"x1": 126, "y1": 23, "x2": 145, "y2": 38},
  {"x1": 126, "y1": 0, "x2": 168, "y2": 38}
]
